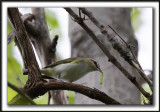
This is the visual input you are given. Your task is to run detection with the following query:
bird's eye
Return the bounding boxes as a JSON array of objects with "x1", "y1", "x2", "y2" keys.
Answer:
[
  {"x1": 91, "y1": 59, "x2": 101, "y2": 71},
  {"x1": 92, "y1": 59, "x2": 102, "y2": 72},
  {"x1": 94, "y1": 61, "x2": 99, "y2": 69}
]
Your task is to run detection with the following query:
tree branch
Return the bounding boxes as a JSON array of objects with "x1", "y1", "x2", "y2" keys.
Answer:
[
  {"x1": 79, "y1": 8, "x2": 153, "y2": 91},
  {"x1": 8, "y1": 8, "x2": 46, "y2": 98},
  {"x1": 7, "y1": 8, "x2": 122, "y2": 105},
  {"x1": 7, "y1": 13, "x2": 36, "y2": 45},
  {"x1": 43, "y1": 81, "x2": 121, "y2": 105},
  {"x1": 8, "y1": 82, "x2": 36, "y2": 105},
  {"x1": 7, "y1": 29, "x2": 15, "y2": 45},
  {"x1": 64, "y1": 8, "x2": 151, "y2": 100},
  {"x1": 28, "y1": 8, "x2": 68, "y2": 104}
]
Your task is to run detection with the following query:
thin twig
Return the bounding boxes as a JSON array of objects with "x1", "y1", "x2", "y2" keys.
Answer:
[
  {"x1": 129, "y1": 46, "x2": 143, "y2": 69},
  {"x1": 79, "y1": 8, "x2": 134, "y2": 65},
  {"x1": 8, "y1": 8, "x2": 45, "y2": 95},
  {"x1": 8, "y1": 8, "x2": 121, "y2": 104},
  {"x1": 108, "y1": 25, "x2": 128, "y2": 47},
  {"x1": 79, "y1": 8, "x2": 153, "y2": 91},
  {"x1": 108, "y1": 25, "x2": 144, "y2": 71},
  {"x1": 108, "y1": 25, "x2": 152, "y2": 91},
  {"x1": 132, "y1": 63, "x2": 153, "y2": 91},
  {"x1": 8, "y1": 82, "x2": 36, "y2": 105},
  {"x1": 64, "y1": 8, "x2": 151, "y2": 99}
]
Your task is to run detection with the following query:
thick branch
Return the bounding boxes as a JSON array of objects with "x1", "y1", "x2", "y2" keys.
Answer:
[
  {"x1": 43, "y1": 82, "x2": 121, "y2": 105},
  {"x1": 29, "y1": 8, "x2": 67, "y2": 104},
  {"x1": 8, "y1": 8, "x2": 67, "y2": 104},
  {"x1": 7, "y1": 8, "x2": 67, "y2": 104},
  {"x1": 8, "y1": 8, "x2": 43, "y2": 91},
  {"x1": 64, "y1": 8, "x2": 151, "y2": 99}
]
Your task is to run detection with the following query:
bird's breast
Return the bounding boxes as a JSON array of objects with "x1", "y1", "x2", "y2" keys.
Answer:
[{"x1": 54, "y1": 62, "x2": 89, "y2": 82}]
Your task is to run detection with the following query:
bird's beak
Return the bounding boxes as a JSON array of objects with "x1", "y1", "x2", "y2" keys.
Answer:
[{"x1": 97, "y1": 67, "x2": 102, "y2": 73}]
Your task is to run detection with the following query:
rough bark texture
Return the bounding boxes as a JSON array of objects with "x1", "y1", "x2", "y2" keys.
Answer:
[
  {"x1": 69, "y1": 8, "x2": 144, "y2": 104},
  {"x1": 23, "y1": 8, "x2": 68, "y2": 104}
]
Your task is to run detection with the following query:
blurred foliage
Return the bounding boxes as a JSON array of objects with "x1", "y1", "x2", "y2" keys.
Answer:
[
  {"x1": 8, "y1": 93, "x2": 36, "y2": 105},
  {"x1": 7, "y1": 7, "x2": 152, "y2": 105},
  {"x1": 45, "y1": 8, "x2": 61, "y2": 40},
  {"x1": 140, "y1": 83, "x2": 152, "y2": 104},
  {"x1": 66, "y1": 91, "x2": 75, "y2": 104},
  {"x1": 7, "y1": 21, "x2": 27, "y2": 103},
  {"x1": 131, "y1": 8, "x2": 152, "y2": 104},
  {"x1": 7, "y1": 35, "x2": 28, "y2": 103},
  {"x1": 7, "y1": 20, "x2": 12, "y2": 34},
  {"x1": 7, "y1": 8, "x2": 73, "y2": 105},
  {"x1": 131, "y1": 8, "x2": 142, "y2": 32},
  {"x1": 33, "y1": 92, "x2": 48, "y2": 104},
  {"x1": 8, "y1": 94, "x2": 31, "y2": 105}
]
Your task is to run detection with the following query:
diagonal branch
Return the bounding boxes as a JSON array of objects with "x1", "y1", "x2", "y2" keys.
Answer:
[
  {"x1": 8, "y1": 82, "x2": 36, "y2": 105},
  {"x1": 8, "y1": 8, "x2": 42, "y2": 84},
  {"x1": 64, "y1": 8, "x2": 151, "y2": 100},
  {"x1": 7, "y1": 8, "x2": 68, "y2": 104},
  {"x1": 108, "y1": 25, "x2": 153, "y2": 91},
  {"x1": 7, "y1": 8, "x2": 122, "y2": 105},
  {"x1": 8, "y1": 8, "x2": 46, "y2": 98},
  {"x1": 79, "y1": 8, "x2": 153, "y2": 91}
]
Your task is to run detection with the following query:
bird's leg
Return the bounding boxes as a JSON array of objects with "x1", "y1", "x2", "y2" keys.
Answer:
[
  {"x1": 57, "y1": 74, "x2": 64, "y2": 82},
  {"x1": 41, "y1": 75, "x2": 56, "y2": 80}
]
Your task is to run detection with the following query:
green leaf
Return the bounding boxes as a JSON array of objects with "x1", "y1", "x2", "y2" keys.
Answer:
[
  {"x1": 8, "y1": 82, "x2": 36, "y2": 105},
  {"x1": 44, "y1": 9, "x2": 61, "y2": 40},
  {"x1": 45, "y1": 9, "x2": 58, "y2": 28},
  {"x1": 140, "y1": 83, "x2": 152, "y2": 104},
  {"x1": 66, "y1": 91, "x2": 75, "y2": 104},
  {"x1": 131, "y1": 8, "x2": 142, "y2": 32},
  {"x1": 8, "y1": 94, "x2": 35, "y2": 105},
  {"x1": 33, "y1": 92, "x2": 48, "y2": 104},
  {"x1": 7, "y1": 41, "x2": 28, "y2": 102},
  {"x1": 8, "y1": 87, "x2": 18, "y2": 102}
]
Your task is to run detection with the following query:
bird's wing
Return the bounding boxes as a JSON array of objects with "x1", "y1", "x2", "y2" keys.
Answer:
[{"x1": 43, "y1": 57, "x2": 80, "y2": 68}]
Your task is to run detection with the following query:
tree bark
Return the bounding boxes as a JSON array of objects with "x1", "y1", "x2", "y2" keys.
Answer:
[
  {"x1": 69, "y1": 8, "x2": 144, "y2": 104},
  {"x1": 23, "y1": 8, "x2": 68, "y2": 104}
]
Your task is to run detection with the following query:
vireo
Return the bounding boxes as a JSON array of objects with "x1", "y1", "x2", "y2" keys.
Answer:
[{"x1": 23, "y1": 57, "x2": 102, "y2": 82}]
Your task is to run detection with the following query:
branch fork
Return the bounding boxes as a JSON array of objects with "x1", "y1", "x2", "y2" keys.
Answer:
[{"x1": 7, "y1": 8, "x2": 122, "y2": 105}]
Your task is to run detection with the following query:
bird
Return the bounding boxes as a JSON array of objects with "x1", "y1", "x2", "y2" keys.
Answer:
[{"x1": 23, "y1": 57, "x2": 102, "y2": 82}]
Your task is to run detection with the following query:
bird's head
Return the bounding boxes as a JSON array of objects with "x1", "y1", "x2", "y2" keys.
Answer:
[
  {"x1": 70, "y1": 57, "x2": 102, "y2": 73},
  {"x1": 86, "y1": 58, "x2": 102, "y2": 73}
]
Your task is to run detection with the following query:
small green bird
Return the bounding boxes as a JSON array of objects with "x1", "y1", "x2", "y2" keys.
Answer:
[{"x1": 23, "y1": 57, "x2": 102, "y2": 82}]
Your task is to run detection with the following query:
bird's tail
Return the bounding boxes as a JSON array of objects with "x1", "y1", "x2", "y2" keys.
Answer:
[{"x1": 22, "y1": 68, "x2": 29, "y2": 75}]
